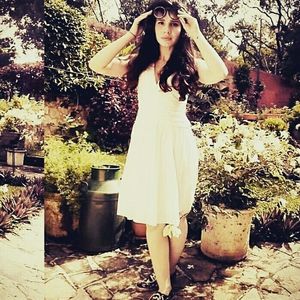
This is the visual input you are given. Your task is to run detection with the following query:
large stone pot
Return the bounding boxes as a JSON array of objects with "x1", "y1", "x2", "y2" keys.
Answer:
[
  {"x1": 44, "y1": 192, "x2": 78, "y2": 238},
  {"x1": 200, "y1": 205, "x2": 255, "y2": 262}
]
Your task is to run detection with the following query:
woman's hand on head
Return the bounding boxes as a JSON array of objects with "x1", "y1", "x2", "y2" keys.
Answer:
[
  {"x1": 177, "y1": 9, "x2": 201, "y2": 40},
  {"x1": 129, "y1": 10, "x2": 153, "y2": 37}
]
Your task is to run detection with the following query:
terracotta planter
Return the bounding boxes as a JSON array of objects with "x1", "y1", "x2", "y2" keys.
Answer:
[
  {"x1": 132, "y1": 221, "x2": 146, "y2": 238},
  {"x1": 6, "y1": 148, "x2": 26, "y2": 166},
  {"x1": 200, "y1": 206, "x2": 255, "y2": 262},
  {"x1": 44, "y1": 192, "x2": 78, "y2": 238}
]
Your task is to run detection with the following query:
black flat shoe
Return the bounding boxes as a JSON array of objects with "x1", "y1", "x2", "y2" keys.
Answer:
[
  {"x1": 136, "y1": 272, "x2": 176, "y2": 291},
  {"x1": 137, "y1": 273, "x2": 158, "y2": 290},
  {"x1": 149, "y1": 290, "x2": 174, "y2": 300}
]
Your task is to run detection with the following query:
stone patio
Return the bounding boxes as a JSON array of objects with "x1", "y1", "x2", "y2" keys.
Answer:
[
  {"x1": 1, "y1": 207, "x2": 299, "y2": 299},
  {"x1": 45, "y1": 237, "x2": 300, "y2": 300},
  {"x1": 0, "y1": 211, "x2": 44, "y2": 300}
]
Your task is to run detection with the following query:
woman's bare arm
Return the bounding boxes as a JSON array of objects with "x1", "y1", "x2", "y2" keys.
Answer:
[
  {"x1": 178, "y1": 10, "x2": 228, "y2": 85},
  {"x1": 88, "y1": 32, "x2": 135, "y2": 77},
  {"x1": 88, "y1": 10, "x2": 152, "y2": 78},
  {"x1": 192, "y1": 31, "x2": 228, "y2": 85}
]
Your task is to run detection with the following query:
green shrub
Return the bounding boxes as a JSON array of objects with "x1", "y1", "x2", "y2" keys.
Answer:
[
  {"x1": 0, "y1": 62, "x2": 43, "y2": 100},
  {"x1": 86, "y1": 78, "x2": 138, "y2": 153},
  {"x1": 0, "y1": 183, "x2": 43, "y2": 236},
  {"x1": 45, "y1": 0, "x2": 105, "y2": 100},
  {"x1": 0, "y1": 95, "x2": 44, "y2": 152},
  {"x1": 44, "y1": 132, "x2": 125, "y2": 214},
  {"x1": 260, "y1": 117, "x2": 289, "y2": 132},
  {"x1": 292, "y1": 101, "x2": 300, "y2": 118},
  {"x1": 251, "y1": 206, "x2": 300, "y2": 243}
]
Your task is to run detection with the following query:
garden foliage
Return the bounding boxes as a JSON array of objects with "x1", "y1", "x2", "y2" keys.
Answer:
[
  {"x1": 44, "y1": 133, "x2": 125, "y2": 215},
  {"x1": 193, "y1": 115, "x2": 298, "y2": 209},
  {"x1": 86, "y1": 78, "x2": 138, "y2": 153},
  {"x1": 45, "y1": 0, "x2": 106, "y2": 100},
  {"x1": 0, "y1": 62, "x2": 43, "y2": 100}
]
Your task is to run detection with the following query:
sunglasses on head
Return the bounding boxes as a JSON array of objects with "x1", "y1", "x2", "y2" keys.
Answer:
[{"x1": 153, "y1": 6, "x2": 179, "y2": 20}]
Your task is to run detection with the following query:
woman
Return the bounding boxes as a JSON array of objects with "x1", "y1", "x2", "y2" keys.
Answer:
[{"x1": 89, "y1": 1, "x2": 228, "y2": 299}]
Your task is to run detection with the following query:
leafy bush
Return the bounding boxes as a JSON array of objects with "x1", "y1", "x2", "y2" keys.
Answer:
[
  {"x1": 260, "y1": 117, "x2": 289, "y2": 132},
  {"x1": 0, "y1": 185, "x2": 24, "y2": 204},
  {"x1": 45, "y1": 0, "x2": 104, "y2": 100},
  {"x1": 0, "y1": 62, "x2": 43, "y2": 100},
  {"x1": 44, "y1": 133, "x2": 125, "y2": 214},
  {"x1": 86, "y1": 78, "x2": 138, "y2": 153},
  {"x1": 0, "y1": 95, "x2": 44, "y2": 152},
  {"x1": 233, "y1": 64, "x2": 264, "y2": 111},
  {"x1": 186, "y1": 86, "x2": 223, "y2": 123},
  {"x1": 234, "y1": 64, "x2": 252, "y2": 99},
  {"x1": 193, "y1": 115, "x2": 298, "y2": 209},
  {"x1": 251, "y1": 205, "x2": 300, "y2": 243},
  {"x1": 0, "y1": 170, "x2": 28, "y2": 186},
  {"x1": 0, "y1": 183, "x2": 43, "y2": 236},
  {"x1": 0, "y1": 37, "x2": 16, "y2": 67}
]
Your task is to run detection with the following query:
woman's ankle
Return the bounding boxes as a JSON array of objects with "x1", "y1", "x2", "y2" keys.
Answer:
[{"x1": 158, "y1": 286, "x2": 172, "y2": 296}]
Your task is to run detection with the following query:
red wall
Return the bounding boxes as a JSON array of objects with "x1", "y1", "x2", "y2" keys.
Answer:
[{"x1": 225, "y1": 60, "x2": 299, "y2": 108}]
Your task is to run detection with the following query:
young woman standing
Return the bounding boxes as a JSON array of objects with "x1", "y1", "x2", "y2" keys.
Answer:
[{"x1": 89, "y1": 1, "x2": 228, "y2": 299}]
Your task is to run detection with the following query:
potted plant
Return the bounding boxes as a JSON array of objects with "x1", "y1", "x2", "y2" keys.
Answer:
[
  {"x1": 192, "y1": 115, "x2": 298, "y2": 262},
  {"x1": 0, "y1": 95, "x2": 44, "y2": 165}
]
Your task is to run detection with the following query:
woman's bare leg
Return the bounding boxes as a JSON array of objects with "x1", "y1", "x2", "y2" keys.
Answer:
[
  {"x1": 146, "y1": 224, "x2": 172, "y2": 295},
  {"x1": 169, "y1": 216, "x2": 188, "y2": 274}
]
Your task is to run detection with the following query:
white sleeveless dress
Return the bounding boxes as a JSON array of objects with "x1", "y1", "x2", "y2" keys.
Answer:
[{"x1": 117, "y1": 64, "x2": 199, "y2": 227}]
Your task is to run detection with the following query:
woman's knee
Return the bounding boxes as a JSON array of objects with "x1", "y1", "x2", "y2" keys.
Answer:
[{"x1": 146, "y1": 223, "x2": 165, "y2": 234}]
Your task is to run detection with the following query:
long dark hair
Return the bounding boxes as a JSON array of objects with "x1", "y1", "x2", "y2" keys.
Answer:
[{"x1": 125, "y1": 0, "x2": 201, "y2": 101}]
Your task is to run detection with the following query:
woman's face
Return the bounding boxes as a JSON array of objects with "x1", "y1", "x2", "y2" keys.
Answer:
[{"x1": 154, "y1": 12, "x2": 182, "y2": 48}]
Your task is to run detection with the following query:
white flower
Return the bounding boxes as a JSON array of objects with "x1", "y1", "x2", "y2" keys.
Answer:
[
  {"x1": 213, "y1": 150, "x2": 222, "y2": 162},
  {"x1": 198, "y1": 148, "x2": 205, "y2": 161},
  {"x1": 248, "y1": 154, "x2": 259, "y2": 163},
  {"x1": 253, "y1": 139, "x2": 265, "y2": 153},
  {"x1": 219, "y1": 116, "x2": 234, "y2": 130},
  {"x1": 224, "y1": 164, "x2": 234, "y2": 173},
  {"x1": 278, "y1": 198, "x2": 287, "y2": 207},
  {"x1": 163, "y1": 224, "x2": 182, "y2": 238},
  {"x1": 280, "y1": 131, "x2": 289, "y2": 139},
  {"x1": 0, "y1": 184, "x2": 8, "y2": 193},
  {"x1": 238, "y1": 124, "x2": 251, "y2": 137},
  {"x1": 290, "y1": 190, "x2": 298, "y2": 197},
  {"x1": 215, "y1": 133, "x2": 228, "y2": 148}
]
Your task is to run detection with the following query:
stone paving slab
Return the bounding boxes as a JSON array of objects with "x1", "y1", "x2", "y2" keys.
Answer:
[
  {"x1": 0, "y1": 210, "x2": 44, "y2": 300},
  {"x1": 45, "y1": 239, "x2": 300, "y2": 300}
]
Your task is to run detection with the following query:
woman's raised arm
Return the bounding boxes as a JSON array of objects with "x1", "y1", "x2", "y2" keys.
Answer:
[
  {"x1": 178, "y1": 9, "x2": 228, "y2": 85},
  {"x1": 88, "y1": 10, "x2": 152, "y2": 77}
]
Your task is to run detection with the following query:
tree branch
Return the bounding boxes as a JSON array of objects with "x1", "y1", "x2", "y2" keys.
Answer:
[
  {"x1": 211, "y1": 14, "x2": 258, "y2": 63},
  {"x1": 242, "y1": 1, "x2": 275, "y2": 26}
]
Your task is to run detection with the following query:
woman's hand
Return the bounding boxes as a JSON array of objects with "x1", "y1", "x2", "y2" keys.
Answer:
[
  {"x1": 129, "y1": 10, "x2": 153, "y2": 37},
  {"x1": 178, "y1": 9, "x2": 201, "y2": 40}
]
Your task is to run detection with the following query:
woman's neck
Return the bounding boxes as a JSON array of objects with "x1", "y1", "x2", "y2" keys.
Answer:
[{"x1": 158, "y1": 46, "x2": 173, "y2": 63}]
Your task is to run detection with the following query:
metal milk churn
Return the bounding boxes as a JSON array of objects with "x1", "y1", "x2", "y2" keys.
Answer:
[{"x1": 78, "y1": 164, "x2": 124, "y2": 252}]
